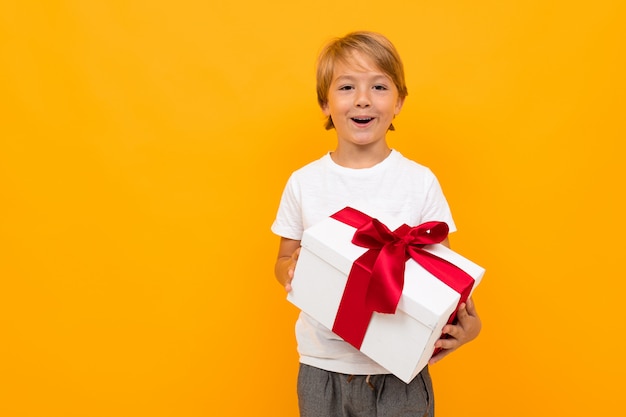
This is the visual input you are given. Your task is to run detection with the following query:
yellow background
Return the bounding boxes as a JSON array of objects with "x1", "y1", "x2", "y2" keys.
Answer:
[{"x1": 1, "y1": 1, "x2": 624, "y2": 416}]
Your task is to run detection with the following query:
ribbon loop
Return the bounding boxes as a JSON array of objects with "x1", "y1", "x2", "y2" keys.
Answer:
[{"x1": 351, "y1": 218, "x2": 396, "y2": 248}]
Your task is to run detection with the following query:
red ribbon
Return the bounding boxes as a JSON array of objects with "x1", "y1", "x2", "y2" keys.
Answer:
[{"x1": 330, "y1": 207, "x2": 475, "y2": 349}]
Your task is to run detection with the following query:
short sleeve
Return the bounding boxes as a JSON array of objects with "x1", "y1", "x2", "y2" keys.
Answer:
[
  {"x1": 271, "y1": 174, "x2": 304, "y2": 240},
  {"x1": 421, "y1": 175, "x2": 457, "y2": 233}
]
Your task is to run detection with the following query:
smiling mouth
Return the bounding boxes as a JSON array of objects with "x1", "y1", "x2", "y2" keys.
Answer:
[{"x1": 351, "y1": 117, "x2": 374, "y2": 124}]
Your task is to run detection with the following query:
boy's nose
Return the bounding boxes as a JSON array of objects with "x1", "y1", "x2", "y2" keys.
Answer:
[{"x1": 354, "y1": 91, "x2": 371, "y2": 107}]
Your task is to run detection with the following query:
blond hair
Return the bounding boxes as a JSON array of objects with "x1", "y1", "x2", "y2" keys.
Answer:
[{"x1": 316, "y1": 31, "x2": 408, "y2": 130}]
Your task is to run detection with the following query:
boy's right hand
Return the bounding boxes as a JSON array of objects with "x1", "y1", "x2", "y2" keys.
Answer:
[
  {"x1": 274, "y1": 238, "x2": 302, "y2": 292},
  {"x1": 283, "y1": 247, "x2": 301, "y2": 292}
]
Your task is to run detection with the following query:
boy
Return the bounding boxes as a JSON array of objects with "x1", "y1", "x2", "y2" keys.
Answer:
[{"x1": 271, "y1": 31, "x2": 481, "y2": 417}]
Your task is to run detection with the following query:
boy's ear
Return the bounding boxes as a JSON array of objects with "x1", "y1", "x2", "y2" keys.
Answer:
[
  {"x1": 395, "y1": 96, "x2": 406, "y2": 115},
  {"x1": 321, "y1": 102, "x2": 330, "y2": 116}
]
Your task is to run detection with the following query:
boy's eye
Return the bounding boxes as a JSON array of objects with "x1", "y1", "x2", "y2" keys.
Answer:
[
  {"x1": 373, "y1": 85, "x2": 388, "y2": 90},
  {"x1": 339, "y1": 85, "x2": 354, "y2": 90}
]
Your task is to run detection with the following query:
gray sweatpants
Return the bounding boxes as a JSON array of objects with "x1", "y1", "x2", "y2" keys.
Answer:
[{"x1": 297, "y1": 364, "x2": 435, "y2": 417}]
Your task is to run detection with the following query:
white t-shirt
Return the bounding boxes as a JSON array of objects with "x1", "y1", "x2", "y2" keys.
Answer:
[{"x1": 271, "y1": 149, "x2": 456, "y2": 375}]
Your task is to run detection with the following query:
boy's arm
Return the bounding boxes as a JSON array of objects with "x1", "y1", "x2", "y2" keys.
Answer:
[
  {"x1": 428, "y1": 237, "x2": 482, "y2": 365},
  {"x1": 274, "y1": 237, "x2": 301, "y2": 292}
]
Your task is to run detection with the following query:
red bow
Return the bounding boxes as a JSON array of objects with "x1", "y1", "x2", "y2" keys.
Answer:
[{"x1": 330, "y1": 207, "x2": 474, "y2": 349}]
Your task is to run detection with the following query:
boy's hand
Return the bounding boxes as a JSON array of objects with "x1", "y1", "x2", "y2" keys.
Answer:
[
  {"x1": 275, "y1": 238, "x2": 302, "y2": 292},
  {"x1": 428, "y1": 297, "x2": 481, "y2": 365},
  {"x1": 283, "y1": 247, "x2": 301, "y2": 292}
]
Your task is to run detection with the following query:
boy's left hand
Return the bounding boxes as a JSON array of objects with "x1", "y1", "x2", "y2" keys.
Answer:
[{"x1": 428, "y1": 297, "x2": 481, "y2": 365}]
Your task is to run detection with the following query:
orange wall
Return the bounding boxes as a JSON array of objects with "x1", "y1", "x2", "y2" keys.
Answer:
[{"x1": 1, "y1": 1, "x2": 624, "y2": 416}]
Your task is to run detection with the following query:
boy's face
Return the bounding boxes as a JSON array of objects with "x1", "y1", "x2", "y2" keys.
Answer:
[{"x1": 322, "y1": 51, "x2": 404, "y2": 150}]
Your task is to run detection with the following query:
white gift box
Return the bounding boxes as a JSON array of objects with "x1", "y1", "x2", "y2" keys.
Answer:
[{"x1": 287, "y1": 210, "x2": 485, "y2": 383}]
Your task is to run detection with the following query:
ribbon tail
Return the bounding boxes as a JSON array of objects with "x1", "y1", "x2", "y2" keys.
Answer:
[
  {"x1": 366, "y1": 244, "x2": 406, "y2": 314},
  {"x1": 332, "y1": 251, "x2": 378, "y2": 349}
]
